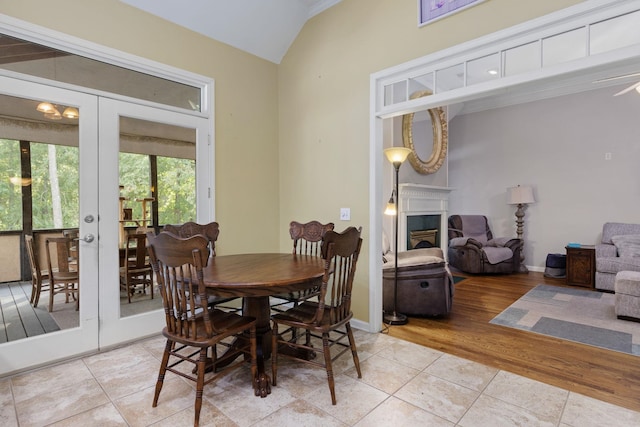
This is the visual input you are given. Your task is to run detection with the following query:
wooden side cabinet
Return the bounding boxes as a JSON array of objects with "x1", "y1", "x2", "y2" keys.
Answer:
[{"x1": 565, "y1": 245, "x2": 595, "y2": 288}]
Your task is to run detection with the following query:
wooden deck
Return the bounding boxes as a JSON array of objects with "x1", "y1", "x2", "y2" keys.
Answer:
[{"x1": 0, "y1": 281, "x2": 59, "y2": 343}]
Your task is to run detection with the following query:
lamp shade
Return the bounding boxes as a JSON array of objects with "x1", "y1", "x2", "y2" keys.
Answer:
[
  {"x1": 36, "y1": 102, "x2": 55, "y2": 113},
  {"x1": 384, "y1": 147, "x2": 411, "y2": 164},
  {"x1": 384, "y1": 201, "x2": 397, "y2": 216},
  {"x1": 383, "y1": 191, "x2": 396, "y2": 215},
  {"x1": 507, "y1": 185, "x2": 535, "y2": 205},
  {"x1": 62, "y1": 107, "x2": 79, "y2": 119}
]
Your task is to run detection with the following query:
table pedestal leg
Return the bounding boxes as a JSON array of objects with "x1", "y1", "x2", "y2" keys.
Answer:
[{"x1": 244, "y1": 296, "x2": 272, "y2": 397}]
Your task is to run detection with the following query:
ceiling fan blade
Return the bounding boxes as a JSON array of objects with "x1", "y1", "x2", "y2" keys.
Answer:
[{"x1": 614, "y1": 81, "x2": 640, "y2": 96}]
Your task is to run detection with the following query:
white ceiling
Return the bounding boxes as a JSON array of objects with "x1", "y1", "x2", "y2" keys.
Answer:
[{"x1": 120, "y1": 0, "x2": 342, "y2": 64}]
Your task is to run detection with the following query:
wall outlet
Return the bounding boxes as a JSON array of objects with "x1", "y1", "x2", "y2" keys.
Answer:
[
  {"x1": 340, "y1": 208, "x2": 351, "y2": 221},
  {"x1": 605, "y1": 152, "x2": 612, "y2": 160}
]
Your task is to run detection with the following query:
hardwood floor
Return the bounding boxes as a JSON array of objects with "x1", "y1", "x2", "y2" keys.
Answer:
[{"x1": 386, "y1": 271, "x2": 640, "y2": 412}]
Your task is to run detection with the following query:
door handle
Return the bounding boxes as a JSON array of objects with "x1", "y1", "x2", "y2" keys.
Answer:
[{"x1": 82, "y1": 234, "x2": 95, "y2": 243}]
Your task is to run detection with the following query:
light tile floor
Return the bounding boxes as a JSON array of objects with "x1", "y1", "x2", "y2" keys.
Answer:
[{"x1": 2, "y1": 329, "x2": 640, "y2": 426}]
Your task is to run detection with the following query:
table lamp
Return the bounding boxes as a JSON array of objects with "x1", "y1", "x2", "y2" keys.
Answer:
[{"x1": 507, "y1": 185, "x2": 535, "y2": 273}]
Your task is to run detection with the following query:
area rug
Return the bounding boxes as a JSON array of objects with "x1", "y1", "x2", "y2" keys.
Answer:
[
  {"x1": 452, "y1": 276, "x2": 466, "y2": 284},
  {"x1": 490, "y1": 284, "x2": 640, "y2": 356}
]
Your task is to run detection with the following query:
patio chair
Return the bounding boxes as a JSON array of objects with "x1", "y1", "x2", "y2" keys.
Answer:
[
  {"x1": 45, "y1": 236, "x2": 79, "y2": 312},
  {"x1": 25, "y1": 235, "x2": 50, "y2": 308}
]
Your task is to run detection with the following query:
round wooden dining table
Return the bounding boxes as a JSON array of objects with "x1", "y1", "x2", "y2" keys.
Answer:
[{"x1": 201, "y1": 253, "x2": 325, "y2": 397}]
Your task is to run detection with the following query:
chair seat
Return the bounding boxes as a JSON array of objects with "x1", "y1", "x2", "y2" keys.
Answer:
[
  {"x1": 271, "y1": 288, "x2": 320, "y2": 303},
  {"x1": 272, "y1": 301, "x2": 352, "y2": 331},
  {"x1": 163, "y1": 310, "x2": 257, "y2": 345}
]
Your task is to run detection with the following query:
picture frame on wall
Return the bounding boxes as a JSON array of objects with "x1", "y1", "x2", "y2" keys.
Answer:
[{"x1": 419, "y1": 0, "x2": 486, "y2": 26}]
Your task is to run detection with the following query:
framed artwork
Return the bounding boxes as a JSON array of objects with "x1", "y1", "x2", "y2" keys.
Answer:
[{"x1": 419, "y1": 0, "x2": 486, "y2": 26}]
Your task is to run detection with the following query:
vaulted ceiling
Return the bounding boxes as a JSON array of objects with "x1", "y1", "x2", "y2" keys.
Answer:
[{"x1": 119, "y1": 0, "x2": 343, "y2": 64}]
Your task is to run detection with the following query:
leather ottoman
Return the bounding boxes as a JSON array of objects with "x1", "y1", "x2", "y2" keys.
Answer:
[{"x1": 383, "y1": 262, "x2": 452, "y2": 317}]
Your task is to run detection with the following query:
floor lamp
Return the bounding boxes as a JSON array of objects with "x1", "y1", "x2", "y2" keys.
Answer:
[
  {"x1": 507, "y1": 185, "x2": 535, "y2": 273},
  {"x1": 383, "y1": 147, "x2": 412, "y2": 325}
]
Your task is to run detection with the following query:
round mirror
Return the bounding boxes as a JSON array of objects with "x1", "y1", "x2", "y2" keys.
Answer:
[{"x1": 402, "y1": 90, "x2": 448, "y2": 174}]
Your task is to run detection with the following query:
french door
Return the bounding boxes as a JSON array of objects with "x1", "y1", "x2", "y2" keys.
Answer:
[
  {"x1": 97, "y1": 98, "x2": 210, "y2": 347},
  {"x1": 0, "y1": 76, "x2": 211, "y2": 374},
  {"x1": 0, "y1": 76, "x2": 99, "y2": 374}
]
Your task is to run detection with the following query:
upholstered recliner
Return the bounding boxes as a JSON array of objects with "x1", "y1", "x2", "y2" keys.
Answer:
[
  {"x1": 595, "y1": 222, "x2": 640, "y2": 291},
  {"x1": 447, "y1": 215, "x2": 522, "y2": 274},
  {"x1": 382, "y1": 232, "x2": 454, "y2": 316}
]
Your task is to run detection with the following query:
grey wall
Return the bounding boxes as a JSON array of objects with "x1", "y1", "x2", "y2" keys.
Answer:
[{"x1": 447, "y1": 83, "x2": 640, "y2": 270}]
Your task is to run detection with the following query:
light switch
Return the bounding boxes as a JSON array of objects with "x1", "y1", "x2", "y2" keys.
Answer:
[{"x1": 340, "y1": 208, "x2": 351, "y2": 221}]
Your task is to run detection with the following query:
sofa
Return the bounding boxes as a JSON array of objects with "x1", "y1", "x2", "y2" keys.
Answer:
[{"x1": 595, "y1": 222, "x2": 640, "y2": 291}]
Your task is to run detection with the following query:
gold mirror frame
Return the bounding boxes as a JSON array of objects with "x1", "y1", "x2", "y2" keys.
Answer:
[{"x1": 402, "y1": 90, "x2": 448, "y2": 174}]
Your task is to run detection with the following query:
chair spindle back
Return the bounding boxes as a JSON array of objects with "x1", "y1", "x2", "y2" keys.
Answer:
[
  {"x1": 290, "y1": 220, "x2": 335, "y2": 257},
  {"x1": 147, "y1": 232, "x2": 212, "y2": 340},
  {"x1": 315, "y1": 226, "x2": 362, "y2": 325}
]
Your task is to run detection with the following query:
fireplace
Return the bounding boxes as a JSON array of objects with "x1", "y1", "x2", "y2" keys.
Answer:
[
  {"x1": 407, "y1": 216, "x2": 439, "y2": 249},
  {"x1": 397, "y1": 184, "x2": 453, "y2": 254}
]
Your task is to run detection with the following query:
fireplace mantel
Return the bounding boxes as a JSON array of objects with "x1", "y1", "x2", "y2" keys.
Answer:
[{"x1": 398, "y1": 183, "x2": 453, "y2": 253}]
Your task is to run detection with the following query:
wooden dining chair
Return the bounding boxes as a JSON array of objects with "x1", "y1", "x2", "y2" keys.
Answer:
[
  {"x1": 62, "y1": 228, "x2": 79, "y2": 261},
  {"x1": 271, "y1": 226, "x2": 363, "y2": 405},
  {"x1": 119, "y1": 233, "x2": 153, "y2": 303},
  {"x1": 163, "y1": 221, "x2": 220, "y2": 256},
  {"x1": 45, "y1": 236, "x2": 79, "y2": 312},
  {"x1": 163, "y1": 221, "x2": 239, "y2": 311},
  {"x1": 270, "y1": 220, "x2": 335, "y2": 312},
  {"x1": 146, "y1": 232, "x2": 257, "y2": 427},
  {"x1": 25, "y1": 235, "x2": 50, "y2": 308}
]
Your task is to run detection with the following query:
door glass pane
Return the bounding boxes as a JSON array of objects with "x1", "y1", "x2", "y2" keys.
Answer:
[
  {"x1": 31, "y1": 142, "x2": 79, "y2": 230},
  {"x1": 0, "y1": 93, "x2": 80, "y2": 341},
  {"x1": 157, "y1": 156, "x2": 196, "y2": 225},
  {"x1": 118, "y1": 116, "x2": 195, "y2": 317}
]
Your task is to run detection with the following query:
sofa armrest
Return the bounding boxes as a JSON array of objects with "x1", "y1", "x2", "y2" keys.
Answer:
[
  {"x1": 450, "y1": 237, "x2": 483, "y2": 249},
  {"x1": 502, "y1": 238, "x2": 523, "y2": 252},
  {"x1": 487, "y1": 237, "x2": 519, "y2": 248},
  {"x1": 596, "y1": 243, "x2": 617, "y2": 258},
  {"x1": 397, "y1": 247, "x2": 444, "y2": 260},
  {"x1": 382, "y1": 249, "x2": 444, "y2": 269}
]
